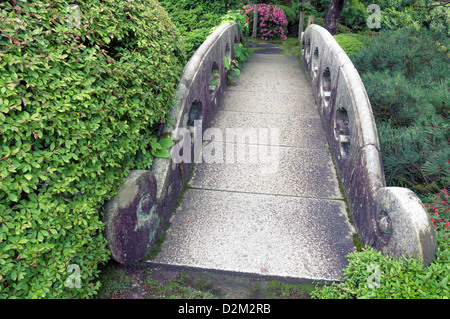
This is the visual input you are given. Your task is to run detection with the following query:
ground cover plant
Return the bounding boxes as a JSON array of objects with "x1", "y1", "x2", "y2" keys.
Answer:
[
  {"x1": 0, "y1": 0, "x2": 186, "y2": 298},
  {"x1": 333, "y1": 32, "x2": 372, "y2": 56}
]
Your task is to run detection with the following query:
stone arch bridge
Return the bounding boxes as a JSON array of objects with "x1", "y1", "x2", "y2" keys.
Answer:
[{"x1": 103, "y1": 22, "x2": 436, "y2": 282}]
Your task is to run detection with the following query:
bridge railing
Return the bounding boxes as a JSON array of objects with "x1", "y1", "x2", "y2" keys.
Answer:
[
  {"x1": 301, "y1": 24, "x2": 437, "y2": 265},
  {"x1": 103, "y1": 22, "x2": 241, "y2": 264}
]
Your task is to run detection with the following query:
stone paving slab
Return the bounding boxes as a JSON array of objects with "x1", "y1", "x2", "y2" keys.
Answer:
[
  {"x1": 208, "y1": 111, "x2": 328, "y2": 149},
  {"x1": 219, "y1": 90, "x2": 318, "y2": 116},
  {"x1": 149, "y1": 189, "x2": 355, "y2": 281},
  {"x1": 189, "y1": 145, "x2": 343, "y2": 200},
  {"x1": 252, "y1": 48, "x2": 286, "y2": 54},
  {"x1": 227, "y1": 63, "x2": 312, "y2": 94}
]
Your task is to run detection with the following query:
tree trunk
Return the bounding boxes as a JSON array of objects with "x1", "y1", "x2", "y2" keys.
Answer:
[{"x1": 323, "y1": 0, "x2": 346, "y2": 35}]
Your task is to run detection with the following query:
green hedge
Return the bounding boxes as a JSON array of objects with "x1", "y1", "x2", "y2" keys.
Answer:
[
  {"x1": 0, "y1": 0, "x2": 186, "y2": 298},
  {"x1": 333, "y1": 33, "x2": 371, "y2": 56}
]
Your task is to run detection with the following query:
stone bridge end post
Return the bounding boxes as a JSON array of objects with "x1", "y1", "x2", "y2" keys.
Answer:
[{"x1": 375, "y1": 187, "x2": 437, "y2": 266}]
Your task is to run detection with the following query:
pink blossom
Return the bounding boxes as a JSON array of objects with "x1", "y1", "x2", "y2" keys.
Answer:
[{"x1": 245, "y1": 4, "x2": 288, "y2": 41}]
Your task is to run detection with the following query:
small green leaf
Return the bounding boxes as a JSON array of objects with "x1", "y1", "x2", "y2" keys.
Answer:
[
  {"x1": 8, "y1": 193, "x2": 18, "y2": 202},
  {"x1": 158, "y1": 137, "x2": 174, "y2": 149},
  {"x1": 153, "y1": 148, "x2": 171, "y2": 158}
]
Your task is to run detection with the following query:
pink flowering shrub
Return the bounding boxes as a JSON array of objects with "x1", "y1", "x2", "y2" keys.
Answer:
[
  {"x1": 245, "y1": 4, "x2": 288, "y2": 40},
  {"x1": 425, "y1": 189, "x2": 450, "y2": 231}
]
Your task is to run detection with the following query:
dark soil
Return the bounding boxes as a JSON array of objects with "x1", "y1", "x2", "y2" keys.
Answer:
[{"x1": 95, "y1": 260, "x2": 318, "y2": 299}]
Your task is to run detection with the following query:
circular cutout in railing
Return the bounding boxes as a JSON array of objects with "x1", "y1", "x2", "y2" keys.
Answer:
[
  {"x1": 321, "y1": 67, "x2": 331, "y2": 107},
  {"x1": 209, "y1": 62, "x2": 220, "y2": 99},
  {"x1": 225, "y1": 43, "x2": 231, "y2": 61},
  {"x1": 313, "y1": 47, "x2": 319, "y2": 77},
  {"x1": 334, "y1": 107, "x2": 351, "y2": 158},
  {"x1": 304, "y1": 38, "x2": 311, "y2": 60},
  {"x1": 187, "y1": 100, "x2": 203, "y2": 127}
]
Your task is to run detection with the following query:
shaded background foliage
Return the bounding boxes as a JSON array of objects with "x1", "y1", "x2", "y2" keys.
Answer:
[{"x1": 158, "y1": 0, "x2": 246, "y2": 54}]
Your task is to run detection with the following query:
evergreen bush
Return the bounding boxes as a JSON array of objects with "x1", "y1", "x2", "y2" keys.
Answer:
[
  {"x1": 351, "y1": 27, "x2": 449, "y2": 195},
  {"x1": 0, "y1": 0, "x2": 186, "y2": 298}
]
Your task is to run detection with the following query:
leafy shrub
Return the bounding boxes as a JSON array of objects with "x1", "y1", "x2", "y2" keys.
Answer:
[
  {"x1": 312, "y1": 192, "x2": 450, "y2": 299},
  {"x1": 0, "y1": 0, "x2": 186, "y2": 298},
  {"x1": 245, "y1": 4, "x2": 289, "y2": 40},
  {"x1": 340, "y1": 0, "x2": 370, "y2": 32},
  {"x1": 333, "y1": 33, "x2": 371, "y2": 56},
  {"x1": 423, "y1": 3, "x2": 450, "y2": 37}
]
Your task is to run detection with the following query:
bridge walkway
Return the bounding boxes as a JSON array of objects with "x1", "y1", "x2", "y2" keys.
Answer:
[{"x1": 147, "y1": 53, "x2": 356, "y2": 282}]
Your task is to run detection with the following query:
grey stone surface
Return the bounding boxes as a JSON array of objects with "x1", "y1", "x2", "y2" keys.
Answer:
[
  {"x1": 219, "y1": 90, "x2": 318, "y2": 116},
  {"x1": 104, "y1": 170, "x2": 159, "y2": 265},
  {"x1": 208, "y1": 111, "x2": 329, "y2": 148},
  {"x1": 235, "y1": 57, "x2": 310, "y2": 78},
  {"x1": 189, "y1": 145, "x2": 342, "y2": 199},
  {"x1": 151, "y1": 189, "x2": 355, "y2": 281},
  {"x1": 375, "y1": 187, "x2": 437, "y2": 266},
  {"x1": 148, "y1": 53, "x2": 354, "y2": 281},
  {"x1": 227, "y1": 56, "x2": 311, "y2": 94}
]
